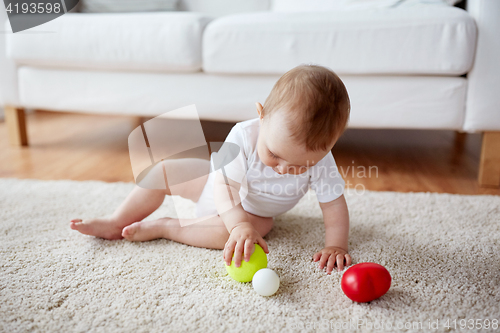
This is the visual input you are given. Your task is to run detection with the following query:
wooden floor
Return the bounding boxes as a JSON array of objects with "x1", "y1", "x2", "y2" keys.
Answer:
[{"x1": 1, "y1": 110, "x2": 498, "y2": 195}]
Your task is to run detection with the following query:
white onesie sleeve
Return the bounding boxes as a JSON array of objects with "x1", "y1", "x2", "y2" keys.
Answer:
[
  {"x1": 309, "y1": 152, "x2": 346, "y2": 203},
  {"x1": 214, "y1": 124, "x2": 248, "y2": 185}
]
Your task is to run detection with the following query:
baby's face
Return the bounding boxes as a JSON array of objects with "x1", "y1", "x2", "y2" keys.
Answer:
[{"x1": 257, "y1": 108, "x2": 331, "y2": 175}]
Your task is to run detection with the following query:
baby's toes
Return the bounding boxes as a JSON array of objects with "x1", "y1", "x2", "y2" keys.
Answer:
[
  {"x1": 70, "y1": 219, "x2": 82, "y2": 229},
  {"x1": 70, "y1": 219, "x2": 94, "y2": 236},
  {"x1": 122, "y1": 223, "x2": 138, "y2": 240}
]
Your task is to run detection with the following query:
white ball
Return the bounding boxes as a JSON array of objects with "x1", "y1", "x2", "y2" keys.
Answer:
[{"x1": 252, "y1": 268, "x2": 280, "y2": 296}]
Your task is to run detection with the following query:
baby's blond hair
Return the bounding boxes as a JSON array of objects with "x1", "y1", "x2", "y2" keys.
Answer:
[{"x1": 262, "y1": 64, "x2": 350, "y2": 152}]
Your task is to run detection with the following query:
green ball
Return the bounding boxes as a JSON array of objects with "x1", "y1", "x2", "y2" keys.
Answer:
[{"x1": 225, "y1": 244, "x2": 268, "y2": 282}]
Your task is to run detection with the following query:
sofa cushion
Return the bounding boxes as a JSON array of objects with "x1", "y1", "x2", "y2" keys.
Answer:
[
  {"x1": 203, "y1": 6, "x2": 477, "y2": 75},
  {"x1": 271, "y1": 0, "x2": 460, "y2": 12},
  {"x1": 79, "y1": 0, "x2": 178, "y2": 13},
  {"x1": 178, "y1": 0, "x2": 270, "y2": 17},
  {"x1": 6, "y1": 12, "x2": 212, "y2": 72},
  {"x1": 18, "y1": 67, "x2": 467, "y2": 130},
  {"x1": 272, "y1": 0, "x2": 402, "y2": 12}
]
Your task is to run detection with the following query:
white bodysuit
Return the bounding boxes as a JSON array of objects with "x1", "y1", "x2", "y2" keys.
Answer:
[{"x1": 195, "y1": 118, "x2": 345, "y2": 218}]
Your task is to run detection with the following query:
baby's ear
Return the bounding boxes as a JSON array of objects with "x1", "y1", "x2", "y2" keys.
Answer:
[{"x1": 255, "y1": 102, "x2": 264, "y2": 117}]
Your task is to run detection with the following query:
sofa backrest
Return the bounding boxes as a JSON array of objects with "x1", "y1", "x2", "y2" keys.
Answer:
[
  {"x1": 177, "y1": 0, "x2": 463, "y2": 16},
  {"x1": 178, "y1": 0, "x2": 270, "y2": 17}
]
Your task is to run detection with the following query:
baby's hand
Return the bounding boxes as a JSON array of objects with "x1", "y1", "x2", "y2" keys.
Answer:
[
  {"x1": 312, "y1": 246, "x2": 352, "y2": 274},
  {"x1": 224, "y1": 222, "x2": 269, "y2": 268}
]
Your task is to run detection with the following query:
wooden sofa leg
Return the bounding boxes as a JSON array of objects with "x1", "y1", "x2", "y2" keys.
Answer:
[
  {"x1": 5, "y1": 105, "x2": 29, "y2": 146},
  {"x1": 131, "y1": 116, "x2": 147, "y2": 130},
  {"x1": 478, "y1": 131, "x2": 500, "y2": 187}
]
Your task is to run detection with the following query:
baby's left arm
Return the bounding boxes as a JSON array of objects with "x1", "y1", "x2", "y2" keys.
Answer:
[{"x1": 312, "y1": 194, "x2": 352, "y2": 274}]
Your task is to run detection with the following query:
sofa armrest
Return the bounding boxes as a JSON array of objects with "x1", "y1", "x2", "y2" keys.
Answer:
[
  {"x1": 0, "y1": 6, "x2": 19, "y2": 107},
  {"x1": 463, "y1": 0, "x2": 500, "y2": 132}
]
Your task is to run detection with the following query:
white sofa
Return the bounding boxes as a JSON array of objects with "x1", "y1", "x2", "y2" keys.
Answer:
[{"x1": 1, "y1": 0, "x2": 499, "y2": 187}]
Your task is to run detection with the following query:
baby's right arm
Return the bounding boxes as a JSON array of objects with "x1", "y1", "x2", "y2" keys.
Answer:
[{"x1": 213, "y1": 172, "x2": 269, "y2": 268}]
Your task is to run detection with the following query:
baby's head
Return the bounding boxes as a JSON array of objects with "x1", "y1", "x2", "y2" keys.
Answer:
[{"x1": 256, "y1": 64, "x2": 350, "y2": 175}]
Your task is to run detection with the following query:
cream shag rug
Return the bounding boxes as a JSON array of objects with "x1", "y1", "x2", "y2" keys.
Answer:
[{"x1": 0, "y1": 178, "x2": 499, "y2": 333}]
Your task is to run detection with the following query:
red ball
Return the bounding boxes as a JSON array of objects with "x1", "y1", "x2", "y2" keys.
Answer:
[{"x1": 341, "y1": 262, "x2": 391, "y2": 303}]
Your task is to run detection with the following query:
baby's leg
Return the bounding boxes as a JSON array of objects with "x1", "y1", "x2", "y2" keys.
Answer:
[
  {"x1": 70, "y1": 186, "x2": 168, "y2": 240},
  {"x1": 71, "y1": 158, "x2": 210, "y2": 240},
  {"x1": 123, "y1": 212, "x2": 274, "y2": 250}
]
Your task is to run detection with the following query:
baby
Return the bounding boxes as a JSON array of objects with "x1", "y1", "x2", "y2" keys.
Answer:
[{"x1": 70, "y1": 64, "x2": 352, "y2": 275}]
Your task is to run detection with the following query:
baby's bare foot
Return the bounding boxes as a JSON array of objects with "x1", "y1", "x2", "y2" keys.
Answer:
[
  {"x1": 70, "y1": 217, "x2": 125, "y2": 240},
  {"x1": 122, "y1": 218, "x2": 174, "y2": 242}
]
